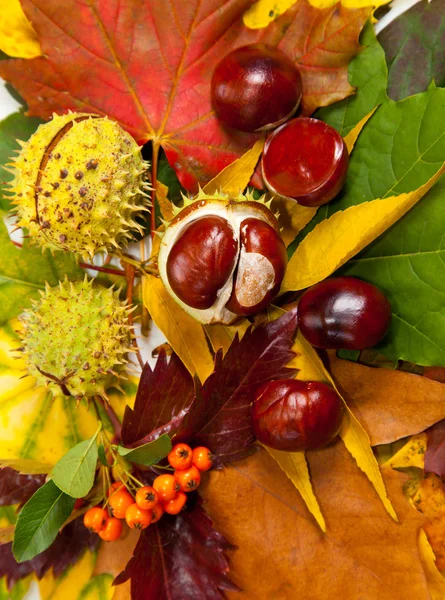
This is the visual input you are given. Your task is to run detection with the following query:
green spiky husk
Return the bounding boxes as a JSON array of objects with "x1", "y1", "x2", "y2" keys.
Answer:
[
  {"x1": 9, "y1": 113, "x2": 150, "y2": 258},
  {"x1": 19, "y1": 278, "x2": 134, "y2": 399}
]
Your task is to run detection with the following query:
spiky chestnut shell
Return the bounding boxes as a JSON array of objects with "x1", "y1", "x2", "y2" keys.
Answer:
[
  {"x1": 9, "y1": 113, "x2": 150, "y2": 258},
  {"x1": 19, "y1": 278, "x2": 134, "y2": 400},
  {"x1": 158, "y1": 190, "x2": 287, "y2": 324}
]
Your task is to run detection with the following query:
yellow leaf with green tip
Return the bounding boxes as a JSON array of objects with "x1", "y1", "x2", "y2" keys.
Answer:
[
  {"x1": 0, "y1": 0, "x2": 42, "y2": 58},
  {"x1": 0, "y1": 322, "x2": 132, "y2": 468},
  {"x1": 39, "y1": 551, "x2": 96, "y2": 600}
]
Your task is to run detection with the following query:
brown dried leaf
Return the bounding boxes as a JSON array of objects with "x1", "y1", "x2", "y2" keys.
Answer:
[
  {"x1": 328, "y1": 353, "x2": 445, "y2": 446},
  {"x1": 200, "y1": 446, "x2": 429, "y2": 599}
]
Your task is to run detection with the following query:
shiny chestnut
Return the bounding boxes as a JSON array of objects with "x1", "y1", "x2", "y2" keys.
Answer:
[
  {"x1": 211, "y1": 44, "x2": 302, "y2": 132},
  {"x1": 251, "y1": 379, "x2": 344, "y2": 451},
  {"x1": 262, "y1": 117, "x2": 349, "y2": 207},
  {"x1": 226, "y1": 218, "x2": 287, "y2": 316},
  {"x1": 298, "y1": 276, "x2": 392, "y2": 350},
  {"x1": 158, "y1": 196, "x2": 288, "y2": 324}
]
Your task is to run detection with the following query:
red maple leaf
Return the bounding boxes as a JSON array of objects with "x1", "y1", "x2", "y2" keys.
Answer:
[{"x1": 0, "y1": 0, "x2": 370, "y2": 191}]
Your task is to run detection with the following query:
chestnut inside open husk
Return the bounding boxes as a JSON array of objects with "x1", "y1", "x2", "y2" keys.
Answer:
[
  {"x1": 158, "y1": 193, "x2": 288, "y2": 325},
  {"x1": 251, "y1": 379, "x2": 344, "y2": 451}
]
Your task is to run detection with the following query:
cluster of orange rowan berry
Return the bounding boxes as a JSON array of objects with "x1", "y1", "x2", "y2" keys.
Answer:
[{"x1": 83, "y1": 444, "x2": 213, "y2": 541}]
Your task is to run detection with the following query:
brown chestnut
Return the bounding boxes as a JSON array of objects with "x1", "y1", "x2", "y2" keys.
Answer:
[
  {"x1": 211, "y1": 44, "x2": 303, "y2": 132},
  {"x1": 262, "y1": 117, "x2": 349, "y2": 207},
  {"x1": 166, "y1": 215, "x2": 238, "y2": 310},
  {"x1": 226, "y1": 218, "x2": 287, "y2": 316},
  {"x1": 298, "y1": 276, "x2": 392, "y2": 350},
  {"x1": 158, "y1": 194, "x2": 287, "y2": 324},
  {"x1": 251, "y1": 379, "x2": 344, "y2": 451}
]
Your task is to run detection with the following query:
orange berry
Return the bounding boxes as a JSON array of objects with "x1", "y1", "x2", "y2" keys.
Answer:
[
  {"x1": 153, "y1": 474, "x2": 180, "y2": 502},
  {"x1": 99, "y1": 517, "x2": 123, "y2": 542},
  {"x1": 107, "y1": 481, "x2": 125, "y2": 498},
  {"x1": 108, "y1": 489, "x2": 134, "y2": 519},
  {"x1": 125, "y1": 503, "x2": 152, "y2": 530},
  {"x1": 167, "y1": 443, "x2": 193, "y2": 470},
  {"x1": 164, "y1": 491, "x2": 187, "y2": 515},
  {"x1": 192, "y1": 446, "x2": 213, "y2": 472},
  {"x1": 151, "y1": 503, "x2": 164, "y2": 523},
  {"x1": 136, "y1": 486, "x2": 158, "y2": 511},
  {"x1": 174, "y1": 466, "x2": 201, "y2": 492},
  {"x1": 83, "y1": 507, "x2": 108, "y2": 533}
]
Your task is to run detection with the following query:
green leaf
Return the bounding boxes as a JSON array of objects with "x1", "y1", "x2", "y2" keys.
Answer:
[
  {"x1": 0, "y1": 219, "x2": 83, "y2": 325},
  {"x1": 12, "y1": 480, "x2": 75, "y2": 562},
  {"x1": 78, "y1": 574, "x2": 114, "y2": 600},
  {"x1": 117, "y1": 434, "x2": 172, "y2": 466},
  {"x1": 290, "y1": 84, "x2": 445, "y2": 366},
  {"x1": 316, "y1": 21, "x2": 388, "y2": 137},
  {"x1": 51, "y1": 426, "x2": 100, "y2": 498},
  {"x1": 0, "y1": 111, "x2": 42, "y2": 212},
  {"x1": 378, "y1": 0, "x2": 445, "y2": 102},
  {"x1": 98, "y1": 444, "x2": 108, "y2": 466},
  {"x1": 341, "y1": 174, "x2": 445, "y2": 366}
]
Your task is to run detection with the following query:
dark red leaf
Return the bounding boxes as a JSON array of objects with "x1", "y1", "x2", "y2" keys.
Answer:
[
  {"x1": 0, "y1": 468, "x2": 45, "y2": 506},
  {"x1": 0, "y1": 517, "x2": 97, "y2": 588},
  {"x1": 0, "y1": 0, "x2": 370, "y2": 191},
  {"x1": 425, "y1": 419, "x2": 445, "y2": 479},
  {"x1": 177, "y1": 308, "x2": 299, "y2": 461},
  {"x1": 121, "y1": 350, "x2": 195, "y2": 447},
  {"x1": 114, "y1": 503, "x2": 238, "y2": 600}
]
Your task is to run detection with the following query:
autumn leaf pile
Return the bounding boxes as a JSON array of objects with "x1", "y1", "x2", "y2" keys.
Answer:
[{"x1": 1, "y1": 0, "x2": 445, "y2": 599}]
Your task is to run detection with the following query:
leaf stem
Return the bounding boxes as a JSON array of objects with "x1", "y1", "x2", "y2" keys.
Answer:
[
  {"x1": 123, "y1": 262, "x2": 144, "y2": 369},
  {"x1": 94, "y1": 396, "x2": 122, "y2": 444},
  {"x1": 150, "y1": 142, "x2": 160, "y2": 241},
  {"x1": 79, "y1": 262, "x2": 126, "y2": 277}
]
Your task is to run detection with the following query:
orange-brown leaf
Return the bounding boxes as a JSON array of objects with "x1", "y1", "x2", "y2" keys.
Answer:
[
  {"x1": 200, "y1": 445, "x2": 429, "y2": 599},
  {"x1": 328, "y1": 353, "x2": 445, "y2": 446}
]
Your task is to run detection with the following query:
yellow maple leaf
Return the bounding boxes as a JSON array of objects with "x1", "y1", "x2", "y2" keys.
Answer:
[
  {"x1": 0, "y1": 0, "x2": 42, "y2": 58},
  {"x1": 282, "y1": 163, "x2": 445, "y2": 292}
]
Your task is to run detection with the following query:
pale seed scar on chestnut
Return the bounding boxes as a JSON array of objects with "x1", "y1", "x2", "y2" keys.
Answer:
[
  {"x1": 211, "y1": 44, "x2": 303, "y2": 132},
  {"x1": 158, "y1": 192, "x2": 288, "y2": 325},
  {"x1": 298, "y1": 276, "x2": 392, "y2": 350}
]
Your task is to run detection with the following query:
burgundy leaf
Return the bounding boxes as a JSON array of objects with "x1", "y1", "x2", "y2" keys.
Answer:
[
  {"x1": 0, "y1": 517, "x2": 97, "y2": 588},
  {"x1": 0, "y1": 468, "x2": 45, "y2": 506},
  {"x1": 115, "y1": 503, "x2": 238, "y2": 600},
  {"x1": 177, "y1": 309, "x2": 299, "y2": 462},
  {"x1": 425, "y1": 419, "x2": 445, "y2": 479},
  {"x1": 121, "y1": 350, "x2": 196, "y2": 447}
]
